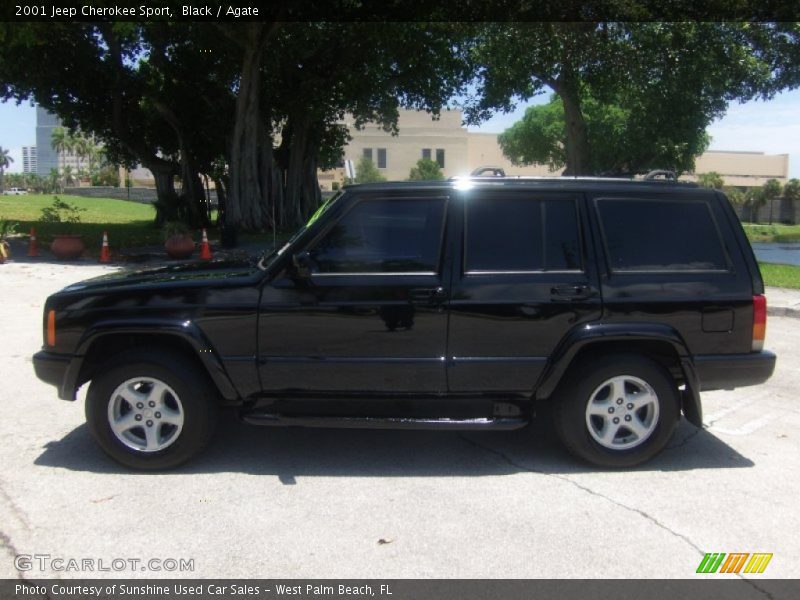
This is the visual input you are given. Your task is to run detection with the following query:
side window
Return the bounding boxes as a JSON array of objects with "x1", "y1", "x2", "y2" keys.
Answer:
[
  {"x1": 311, "y1": 197, "x2": 446, "y2": 274},
  {"x1": 596, "y1": 198, "x2": 727, "y2": 272},
  {"x1": 465, "y1": 196, "x2": 581, "y2": 272},
  {"x1": 544, "y1": 200, "x2": 582, "y2": 270}
]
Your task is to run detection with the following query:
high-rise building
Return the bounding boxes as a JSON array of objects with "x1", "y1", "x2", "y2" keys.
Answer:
[
  {"x1": 35, "y1": 106, "x2": 59, "y2": 177},
  {"x1": 35, "y1": 106, "x2": 79, "y2": 177},
  {"x1": 22, "y1": 146, "x2": 37, "y2": 174}
]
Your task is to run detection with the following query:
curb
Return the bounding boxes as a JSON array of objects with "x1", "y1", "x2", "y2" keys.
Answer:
[{"x1": 768, "y1": 306, "x2": 800, "y2": 319}]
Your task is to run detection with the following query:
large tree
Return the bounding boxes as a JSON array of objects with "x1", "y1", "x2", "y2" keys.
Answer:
[
  {"x1": 470, "y1": 22, "x2": 800, "y2": 175},
  {"x1": 218, "y1": 21, "x2": 284, "y2": 231},
  {"x1": 0, "y1": 23, "x2": 232, "y2": 225},
  {"x1": 268, "y1": 22, "x2": 472, "y2": 228},
  {"x1": 498, "y1": 93, "x2": 710, "y2": 175}
]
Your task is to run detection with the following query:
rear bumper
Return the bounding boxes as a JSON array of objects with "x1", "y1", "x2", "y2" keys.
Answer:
[
  {"x1": 695, "y1": 351, "x2": 776, "y2": 391},
  {"x1": 32, "y1": 351, "x2": 75, "y2": 400}
]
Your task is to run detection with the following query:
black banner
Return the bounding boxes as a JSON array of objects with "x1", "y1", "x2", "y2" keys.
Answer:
[
  {"x1": 3, "y1": 579, "x2": 799, "y2": 600},
  {"x1": 3, "y1": 1, "x2": 800, "y2": 23}
]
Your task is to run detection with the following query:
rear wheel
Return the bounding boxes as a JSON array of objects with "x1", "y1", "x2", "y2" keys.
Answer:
[
  {"x1": 553, "y1": 354, "x2": 680, "y2": 467},
  {"x1": 86, "y1": 350, "x2": 217, "y2": 470}
]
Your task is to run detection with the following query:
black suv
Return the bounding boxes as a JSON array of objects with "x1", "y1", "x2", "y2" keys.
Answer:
[{"x1": 33, "y1": 178, "x2": 776, "y2": 469}]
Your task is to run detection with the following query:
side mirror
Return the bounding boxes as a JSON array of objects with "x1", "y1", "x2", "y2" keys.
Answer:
[{"x1": 292, "y1": 250, "x2": 314, "y2": 278}]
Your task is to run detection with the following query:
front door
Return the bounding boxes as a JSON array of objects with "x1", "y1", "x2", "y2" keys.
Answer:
[{"x1": 258, "y1": 192, "x2": 451, "y2": 394}]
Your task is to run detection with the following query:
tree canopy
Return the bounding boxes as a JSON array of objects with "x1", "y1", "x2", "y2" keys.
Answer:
[
  {"x1": 471, "y1": 22, "x2": 800, "y2": 175},
  {"x1": 498, "y1": 94, "x2": 710, "y2": 175},
  {"x1": 697, "y1": 172, "x2": 725, "y2": 190},
  {"x1": 2, "y1": 17, "x2": 800, "y2": 231}
]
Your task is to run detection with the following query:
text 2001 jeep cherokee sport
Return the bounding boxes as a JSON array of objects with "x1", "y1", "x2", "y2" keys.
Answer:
[{"x1": 33, "y1": 178, "x2": 776, "y2": 469}]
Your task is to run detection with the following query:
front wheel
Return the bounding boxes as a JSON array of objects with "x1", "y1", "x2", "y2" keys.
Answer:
[
  {"x1": 85, "y1": 350, "x2": 217, "y2": 470},
  {"x1": 553, "y1": 354, "x2": 680, "y2": 468}
]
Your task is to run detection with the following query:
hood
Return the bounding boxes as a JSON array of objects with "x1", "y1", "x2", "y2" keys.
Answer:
[{"x1": 56, "y1": 258, "x2": 262, "y2": 295}]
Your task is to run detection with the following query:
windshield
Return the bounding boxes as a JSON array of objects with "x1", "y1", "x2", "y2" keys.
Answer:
[{"x1": 257, "y1": 190, "x2": 344, "y2": 271}]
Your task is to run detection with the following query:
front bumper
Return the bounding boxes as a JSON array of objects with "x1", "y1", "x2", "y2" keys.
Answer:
[
  {"x1": 695, "y1": 351, "x2": 777, "y2": 391},
  {"x1": 32, "y1": 351, "x2": 74, "y2": 400}
]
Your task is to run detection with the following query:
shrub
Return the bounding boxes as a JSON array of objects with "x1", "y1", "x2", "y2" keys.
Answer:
[
  {"x1": 39, "y1": 197, "x2": 86, "y2": 229},
  {"x1": 355, "y1": 157, "x2": 386, "y2": 184},
  {"x1": 409, "y1": 158, "x2": 445, "y2": 181}
]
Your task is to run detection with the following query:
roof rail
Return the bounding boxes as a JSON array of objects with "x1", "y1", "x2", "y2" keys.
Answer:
[{"x1": 643, "y1": 170, "x2": 677, "y2": 181}]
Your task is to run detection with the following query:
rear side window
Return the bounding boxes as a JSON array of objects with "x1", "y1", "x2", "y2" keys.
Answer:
[
  {"x1": 311, "y1": 197, "x2": 446, "y2": 274},
  {"x1": 465, "y1": 196, "x2": 581, "y2": 272},
  {"x1": 596, "y1": 198, "x2": 727, "y2": 272}
]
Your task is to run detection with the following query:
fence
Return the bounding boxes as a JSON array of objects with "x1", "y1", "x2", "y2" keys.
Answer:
[
  {"x1": 733, "y1": 197, "x2": 797, "y2": 224},
  {"x1": 65, "y1": 186, "x2": 219, "y2": 206}
]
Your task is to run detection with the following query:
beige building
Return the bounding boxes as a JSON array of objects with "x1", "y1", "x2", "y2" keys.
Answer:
[
  {"x1": 686, "y1": 150, "x2": 789, "y2": 187},
  {"x1": 340, "y1": 109, "x2": 473, "y2": 182},
  {"x1": 327, "y1": 108, "x2": 789, "y2": 190},
  {"x1": 110, "y1": 108, "x2": 791, "y2": 191}
]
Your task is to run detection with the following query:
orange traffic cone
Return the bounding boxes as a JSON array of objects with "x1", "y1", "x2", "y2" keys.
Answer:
[
  {"x1": 199, "y1": 228, "x2": 212, "y2": 260},
  {"x1": 27, "y1": 227, "x2": 39, "y2": 257},
  {"x1": 99, "y1": 231, "x2": 111, "y2": 263}
]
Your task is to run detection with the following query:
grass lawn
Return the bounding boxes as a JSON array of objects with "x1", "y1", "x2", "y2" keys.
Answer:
[
  {"x1": 742, "y1": 223, "x2": 800, "y2": 243},
  {"x1": 1, "y1": 193, "x2": 296, "y2": 256},
  {"x1": 759, "y1": 263, "x2": 800, "y2": 289},
  {"x1": 0, "y1": 193, "x2": 164, "y2": 251}
]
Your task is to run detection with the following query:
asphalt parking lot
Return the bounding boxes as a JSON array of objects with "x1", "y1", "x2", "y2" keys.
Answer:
[{"x1": 1, "y1": 262, "x2": 798, "y2": 580}]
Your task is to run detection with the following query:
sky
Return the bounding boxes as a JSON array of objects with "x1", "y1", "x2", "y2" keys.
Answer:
[{"x1": 2, "y1": 89, "x2": 799, "y2": 178}]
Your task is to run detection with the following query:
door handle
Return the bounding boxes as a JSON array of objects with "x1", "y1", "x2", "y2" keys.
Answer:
[
  {"x1": 410, "y1": 287, "x2": 447, "y2": 303},
  {"x1": 550, "y1": 284, "x2": 592, "y2": 301}
]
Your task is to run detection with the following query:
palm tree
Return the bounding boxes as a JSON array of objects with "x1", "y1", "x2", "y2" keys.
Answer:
[
  {"x1": 0, "y1": 146, "x2": 13, "y2": 193},
  {"x1": 62, "y1": 165, "x2": 77, "y2": 189},
  {"x1": 51, "y1": 126, "x2": 68, "y2": 175},
  {"x1": 47, "y1": 168, "x2": 61, "y2": 194},
  {"x1": 73, "y1": 133, "x2": 91, "y2": 179}
]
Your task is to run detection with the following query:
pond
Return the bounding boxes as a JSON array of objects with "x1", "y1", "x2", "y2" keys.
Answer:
[{"x1": 752, "y1": 242, "x2": 800, "y2": 267}]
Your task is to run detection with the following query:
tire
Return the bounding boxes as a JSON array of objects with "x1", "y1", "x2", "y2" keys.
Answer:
[
  {"x1": 553, "y1": 353, "x2": 680, "y2": 468},
  {"x1": 85, "y1": 350, "x2": 218, "y2": 470}
]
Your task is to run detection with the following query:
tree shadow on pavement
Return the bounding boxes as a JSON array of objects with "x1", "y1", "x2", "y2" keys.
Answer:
[{"x1": 35, "y1": 409, "x2": 754, "y2": 477}]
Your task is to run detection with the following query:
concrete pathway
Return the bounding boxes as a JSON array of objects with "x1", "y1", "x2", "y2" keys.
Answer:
[{"x1": 766, "y1": 286, "x2": 800, "y2": 319}]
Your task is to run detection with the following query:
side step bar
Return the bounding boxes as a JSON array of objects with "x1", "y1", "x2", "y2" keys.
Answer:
[{"x1": 240, "y1": 413, "x2": 529, "y2": 431}]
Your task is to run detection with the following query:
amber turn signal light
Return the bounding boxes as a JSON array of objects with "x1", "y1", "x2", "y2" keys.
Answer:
[{"x1": 47, "y1": 310, "x2": 56, "y2": 347}]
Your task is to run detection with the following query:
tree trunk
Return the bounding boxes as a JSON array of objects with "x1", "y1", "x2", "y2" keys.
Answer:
[
  {"x1": 148, "y1": 162, "x2": 178, "y2": 226},
  {"x1": 554, "y1": 77, "x2": 591, "y2": 175},
  {"x1": 151, "y1": 99, "x2": 207, "y2": 227},
  {"x1": 227, "y1": 23, "x2": 281, "y2": 231},
  {"x1": 177, "y1": 152, "x2": 206, "y2": 226},
  {"x1": 283, "y1": 114, "x2": 323, "y2": 229}
]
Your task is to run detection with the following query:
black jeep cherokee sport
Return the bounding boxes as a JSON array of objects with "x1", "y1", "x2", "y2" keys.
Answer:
[{"x1": 33, "y1": 178, "x2": 776, "y2": 469}]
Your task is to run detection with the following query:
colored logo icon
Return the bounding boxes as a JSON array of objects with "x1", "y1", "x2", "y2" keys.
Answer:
[{"x1": 697, "y1": 553, "x2": 773, "y2": 574}]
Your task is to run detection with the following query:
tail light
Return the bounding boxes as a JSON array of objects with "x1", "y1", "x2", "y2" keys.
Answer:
[
  {"x1": 752, "y1": 294, "x2": 766, "y2": 351},
  {"x1": 47, "y1": 310, "x2": 56, "y2": 347}
]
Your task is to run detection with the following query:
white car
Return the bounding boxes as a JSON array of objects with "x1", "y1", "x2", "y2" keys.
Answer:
[{"x1": 2, "y1": 188, "x2": 27, "y2": 195}]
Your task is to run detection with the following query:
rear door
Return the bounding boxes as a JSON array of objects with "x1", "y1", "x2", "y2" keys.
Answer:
[
  {"x1": 447, "y1": 188, "x2": 602, "y2": 392},
  {"x1": 588, "y1": 190, "x2": 754, "y2": 355}
]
